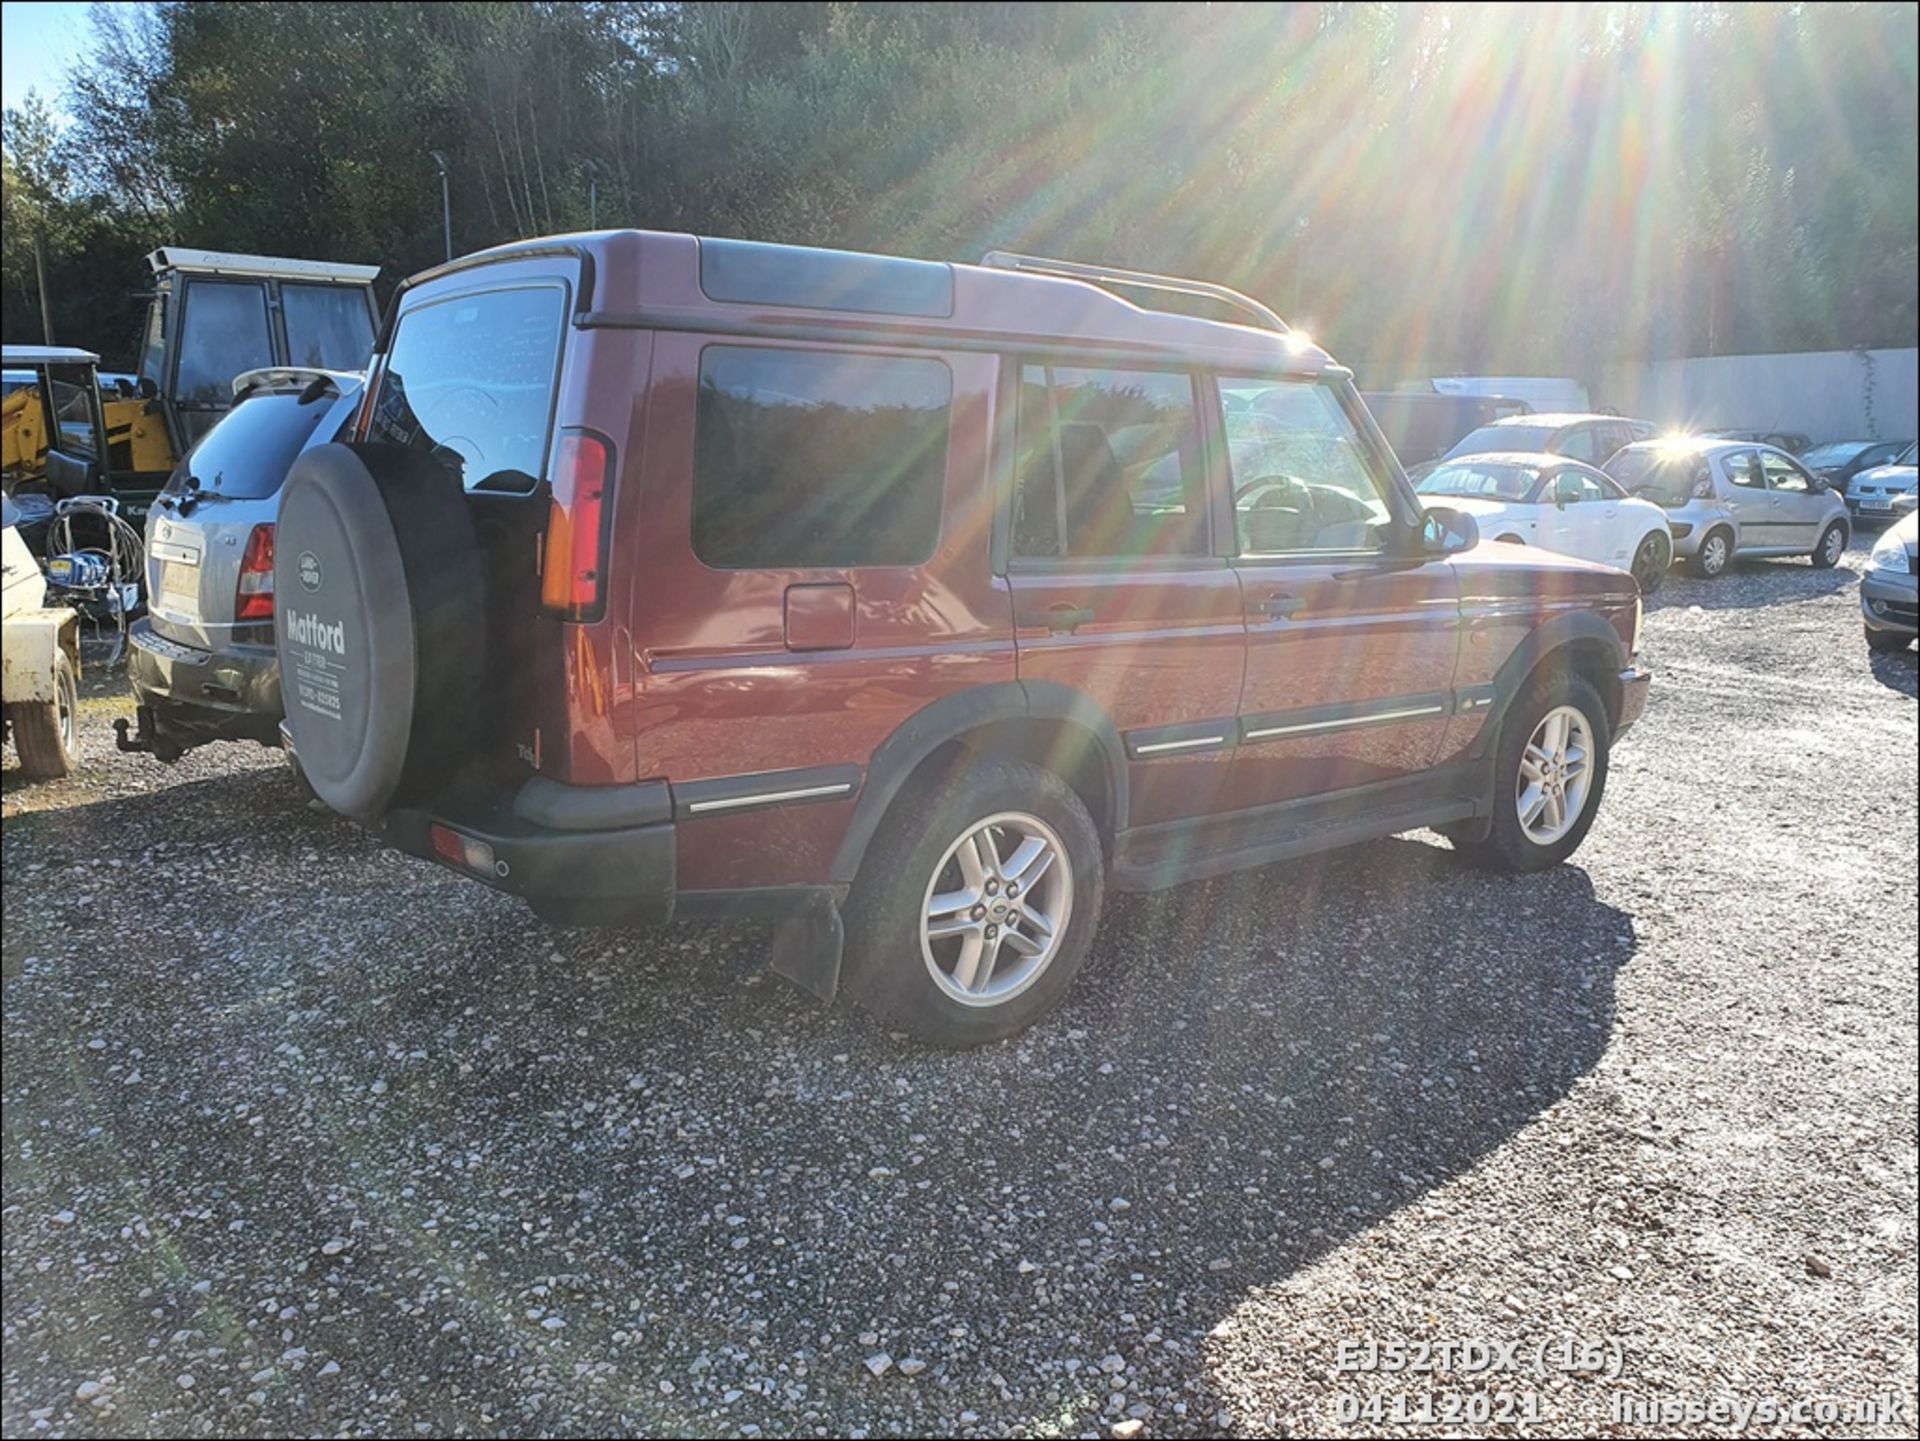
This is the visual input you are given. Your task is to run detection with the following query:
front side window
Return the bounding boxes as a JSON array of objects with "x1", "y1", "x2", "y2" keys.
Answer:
[
  {"x1": 1220, "y1": 376, "x2": 1393, "y2": 554},
  {"x1": 1760, "y1": 451, "x2": 1810, "y2": 492},
  {"x1": 176, "y1": 280, "x2": 274, "y2": 406},
  {"x1": 368, "y1": 285, "x2": 566, "y2": 493},
  {"x1": 1723, "y1": 450, "x2": 1767, "y2": 489},
  {"x1": 283, "y1": 283, "x2": 375, "y2": 370},
  {"x1": 1547, "y1": 468, "x2": 1607, "y2": 504},
  {"x1": 693, "y1": 345, "x2": 950, "y2": 569},
  {"x1": 1012, "y1": 363, "x2": 1204, "y2": 559}
]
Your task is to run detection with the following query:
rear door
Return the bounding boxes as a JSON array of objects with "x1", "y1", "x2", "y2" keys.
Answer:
[
  {"x1": 1219, "y1": 374, "x2": 1460, "y2": 809},
  {"x1": 1759, "y1": 449, "x2": 1825, "y2": 548},
  {"x1": 1003, "y1": 360, "x2": 1245, "y2": 826}
]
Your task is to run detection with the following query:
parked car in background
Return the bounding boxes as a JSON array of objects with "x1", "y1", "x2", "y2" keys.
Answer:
[
  {"x1": 270, "y1": 231, "x2": 1651, "y2": 1047},
  {"x1": 1605, "y1": 437, "x2": 1850, "y2": 578},
  {"x1": 1416, "y1": 451, "x2": 1673, "y2": 592},
  {"x1": 1861, "y1": 510, "x2": 1918, "y2": 653},
  {"x1": 1699, "y1": 428, "x2": 1812, "y2": 456},
  {"x1": 1430, "y1": 375, "x2": 1590, "y2": 412},
  {"x1": 1424, "y1": 412, "x2": 1655, "y2": 479},
  {"x1": 1360, "y1": 390, "x2": 1532, "y2": 470},
  {"x1": 1797, "y1": 438, "x2": 1912, "y2": 493},
  {"x1": 1844, "y1": 443, "x2": 1919, "y2": 524},
  {"x1": 2, "y1": 491, "x2": 81, "y2": 779},
  {"x1": 117, "y1": 368, "x2": 362, "y2": 763}
]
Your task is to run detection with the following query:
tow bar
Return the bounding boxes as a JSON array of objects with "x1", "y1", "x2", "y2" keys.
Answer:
[{"x1": 113, "y1": 706, "x2": 185, "y2": 763}]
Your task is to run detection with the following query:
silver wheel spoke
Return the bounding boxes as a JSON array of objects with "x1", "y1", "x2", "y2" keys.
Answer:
[
  {"x1": 1520, "y1": 783, "x2": 1550, "y2": 826},
  {"x1": 949, "y1": 931, "x2": 988, "y2": 992},
  {"x1": 925, "y1": 913, "x2": 978, "y2": 941},
  {"x1": 1003, "y1": 835, "x2": 1054, "y2": 886},
  {"x1": 1001, "y1": 928, "x2": 1045, "y2": 958},
  {"x1": 955, "y1": 834, "x2": 990, "y2": 890}
]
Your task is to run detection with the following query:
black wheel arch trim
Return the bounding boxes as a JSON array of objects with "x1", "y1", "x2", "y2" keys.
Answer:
[
  {"x1": 827, "y1": 680, "x2": 1130, "y2": 886},
  {"x1": 1477, "y1": 610, "x2": 1629, "y2": 756}
]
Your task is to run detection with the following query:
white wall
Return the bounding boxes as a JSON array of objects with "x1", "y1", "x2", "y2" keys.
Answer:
[{"x1": 1599, "y1": 348, "x2": 1918, "y2": 443}]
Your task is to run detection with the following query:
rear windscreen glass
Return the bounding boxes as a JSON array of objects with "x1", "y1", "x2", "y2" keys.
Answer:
[
  {"x1": 283, "y1": 284, "x2": 374, "y2": 369},
  {"x1": 165, "y1": 390, "x2": 339, "y2": 500},
  {"x1": 368, "y1": 285, "x2": 566, "y2": 492},
  {"x1": 1605, "y1": 448, "x2": 1703, "y2": 505}
]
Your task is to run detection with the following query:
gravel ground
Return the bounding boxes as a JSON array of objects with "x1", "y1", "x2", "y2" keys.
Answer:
[{"x1": 4, "y1": 545, "x2": 1915, "y2": 1439}]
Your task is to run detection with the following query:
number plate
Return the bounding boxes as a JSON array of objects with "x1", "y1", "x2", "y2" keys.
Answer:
[
  {"x1": 1863, "y1": 497, "x2": 1891, "y2": 512},
  {"x1": 158, "y1": 558, "x2": 200, "y2": 613}
]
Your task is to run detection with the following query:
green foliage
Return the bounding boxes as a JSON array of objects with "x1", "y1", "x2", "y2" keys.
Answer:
[{"x1": 3, "y1": 0, "x2": 1916, "y2": 370}]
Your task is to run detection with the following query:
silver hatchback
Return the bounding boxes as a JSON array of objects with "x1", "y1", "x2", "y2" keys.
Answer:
[
  {"x1": 1604, "y1": 437, "x2": 1852, "y2": 578},
  {"x1": 120, "y1": 369, "x2": 361, "y2": 760}
]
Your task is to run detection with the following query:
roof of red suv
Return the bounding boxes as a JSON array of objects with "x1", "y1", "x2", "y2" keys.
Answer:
[{"x1": 397, "y1": 230, "x2": 1339, "y2": 375}]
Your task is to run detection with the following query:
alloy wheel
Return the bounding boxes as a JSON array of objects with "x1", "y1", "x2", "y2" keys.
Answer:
[
  {"x1": 1702, "y1": 533, "x2": 1730, "y2": 575},
  {"x1": 57, "y1": 664, "x2": 77, "y2": 759},
  {"x1": 921, "y1": 811, "x2": 1074, "y2": 1007},
  {"x1": 1516, "y1": 704, "x2": 1595, "y2": 846}
]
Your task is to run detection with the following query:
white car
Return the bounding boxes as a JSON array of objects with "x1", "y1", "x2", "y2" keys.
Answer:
[
  {"x1": 3, "y1": 491, "x2": 82, "y2": 778},
  {"x1": 1415, "y1": 451, "x2": 1674, "y2": 592}
]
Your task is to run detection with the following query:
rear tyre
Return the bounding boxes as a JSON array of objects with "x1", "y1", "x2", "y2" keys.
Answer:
[
  {"x1": 1866, "y1": 625, "x2": 1912, "y2": 653},
  {"x1": 1494, "y1": 534, "x2": 1524, "y2": 545},
  {"x1": 1689, "y1": 527, "x2": 1734, "y2": 578},
  {"x1": 1811, "y1": 522, "x2": 1847, "y2": 569},
  {"x1": 11, "y1": 650, "x2": 79, "y2": 780},
  {"x1": 1451, "y1": 670, "x2": 1611, "y2": 874},
  {"x1": 844, "y1": 757, "x2": 1104, "y2": 1047},
  {"x1": 1630, "y1": 532, "x2": 1670, "y2": 594}
]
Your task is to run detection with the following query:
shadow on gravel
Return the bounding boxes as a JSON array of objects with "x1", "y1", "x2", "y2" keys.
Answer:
[
  {"x1": 3, "y1": 770, "x2": 1635, "y2": 1435},
  {"x1": 1867, "y1": 646, "x2": 1919, "y2": 697}
]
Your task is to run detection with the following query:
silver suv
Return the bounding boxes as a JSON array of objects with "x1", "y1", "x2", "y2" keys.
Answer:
[
  {"x1": 1604, "y1": 437, "x2": 1851, "y2": 578},
  {"x1": 119, "y1": 369, "x2": 361, "y2": 761}
]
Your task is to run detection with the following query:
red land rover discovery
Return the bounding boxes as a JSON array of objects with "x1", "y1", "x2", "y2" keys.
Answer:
[{"x1": 274, "y1": 232, "x2": 1649, "y2": 1046}]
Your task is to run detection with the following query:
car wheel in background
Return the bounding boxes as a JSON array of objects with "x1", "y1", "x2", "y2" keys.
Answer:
[
  {"x1": 1865, "y1": 625, "x2": 1912, "y2": 653},
  {"x1": 1631, "y1": 532, "x2": 1671, "y2": 594},
  {"x1": 1811, "y1": 522, "x2": 1847, "y2": 569},
  {"x1": 1495, "y1": 534, "x2": 1524, "y2": 545},
  {"x1": 1451, "y1": 668, "x2": 1611, "y2": 874},
  {"x1": 1690, "y1": 527, "x2": 1734, "y2": 578},
  {"x1": 9, "y1": 649, "x2": 79, "y2": 780},
  {"x1": 844, "y1": 757, "x2": 1104, "y2": 1048}
]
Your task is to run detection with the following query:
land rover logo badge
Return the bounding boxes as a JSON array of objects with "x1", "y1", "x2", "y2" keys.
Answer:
[{"x1": 298, "y1": 551, "x2": 323, "y2": 592}]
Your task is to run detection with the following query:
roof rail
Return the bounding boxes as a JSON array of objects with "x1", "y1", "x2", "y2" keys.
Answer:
[{"x1": 979, "y1": 250, "x2": 1288, "y2": 333}]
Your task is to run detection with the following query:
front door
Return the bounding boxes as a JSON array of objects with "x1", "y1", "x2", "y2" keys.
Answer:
[
  {"x1": 1003, "y1": 360, "x2": 1245, "y2": 827},
  {"x1": 1759, "y1": 449, "x2": 1825, "y2": 548},
  {"x1": 1216, "y1": 374, "x2": 1460, "y2": 808}
]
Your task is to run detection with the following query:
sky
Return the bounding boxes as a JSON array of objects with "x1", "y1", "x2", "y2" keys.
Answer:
[{"x1": 1, "y1": 1, "x2": 133, "y2": 119}]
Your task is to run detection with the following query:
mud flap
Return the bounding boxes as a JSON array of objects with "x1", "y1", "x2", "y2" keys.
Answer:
[{"x1": 769, "y1": 891, "x2": 846, "y2": 1005}]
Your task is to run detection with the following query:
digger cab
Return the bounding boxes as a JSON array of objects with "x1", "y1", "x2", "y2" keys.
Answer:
[{"x1": 136, "y1": 248, "x2": 381, "y2": 459}]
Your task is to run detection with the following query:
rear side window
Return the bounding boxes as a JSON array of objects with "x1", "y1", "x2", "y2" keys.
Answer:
[
  {"x1": 176, "y1": 280, "x2": 275, "y2": 406},
  {"x1": 369, "y1": 285, "x2": 566, "y2": 492},
  {"x1": 164, "y1": 390, "x2": 340, "y2": 500},
  {"x1": 283, "y1": 284, "x2": 374, "y2": 370},
  {"x1": 692, "y1": 346, "x2": 950, "y2": 569}
]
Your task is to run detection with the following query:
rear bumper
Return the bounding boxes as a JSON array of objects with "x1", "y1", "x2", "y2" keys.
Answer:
[
  {"x1": 127, "y1": 619, "x2": 281, "y2": 741},
  {"x1": 381, "y1": 779, "x2": 680, "y2": 924},
  {"x1": 1614, "y1": 665, "x2": 1652, "y2": 737}
]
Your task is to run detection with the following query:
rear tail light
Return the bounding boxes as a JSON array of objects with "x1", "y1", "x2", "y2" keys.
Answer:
[
  {"x1": 429, "y1": 823, "x2": 504, "y2": 877},
  {"x1": 541, "y1": 430, "x2": 614, "y2": 622},
  {"x1": 235, "y1": 523, "x2": 275, "y2": 621}
]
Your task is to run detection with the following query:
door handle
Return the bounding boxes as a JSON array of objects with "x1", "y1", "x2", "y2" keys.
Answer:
[
  {"x1": 1017, "y1": 603, "x2": 1095, "y2": 633},
  {"x1": 1255, "y1": 593, "x2": 1304, "y2": 619}
]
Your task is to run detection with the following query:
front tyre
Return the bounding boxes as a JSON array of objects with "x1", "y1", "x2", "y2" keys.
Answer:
[
  {"x1": 1811, "y1": 521, "x2": 1847, "y2": 569},
  {"x1": 1452, "y1": 670, "x2": 1612, "y2": 873},
  {"x1": 1865, "y1": 625, "x2": 1912, "y2": 653},
  {"x1": 844, "y1": 758, "x2": 1104, "y2": 1047}
]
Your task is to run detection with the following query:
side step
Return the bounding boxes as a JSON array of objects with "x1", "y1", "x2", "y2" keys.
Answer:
[{"x1": 1111, "y1": 783, "x2": 1478, "y2": 892}]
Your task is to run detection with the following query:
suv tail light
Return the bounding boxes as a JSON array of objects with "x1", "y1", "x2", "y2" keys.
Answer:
[
  {"x1": 541, "y1": 430, "x2": 614, "y2": 621},
  {"x1": 235, "y1": 523, "x2": 275, "y2": 621}
]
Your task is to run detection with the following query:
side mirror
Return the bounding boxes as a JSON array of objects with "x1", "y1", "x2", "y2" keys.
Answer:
[{"x1": 1422, "y1": 505, "x2": 1480, "y2": 555}]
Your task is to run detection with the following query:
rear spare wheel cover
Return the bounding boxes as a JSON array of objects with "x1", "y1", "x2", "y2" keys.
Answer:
[{"x1": 274, "y1": 446, "x2": 417, "y2": 819}]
